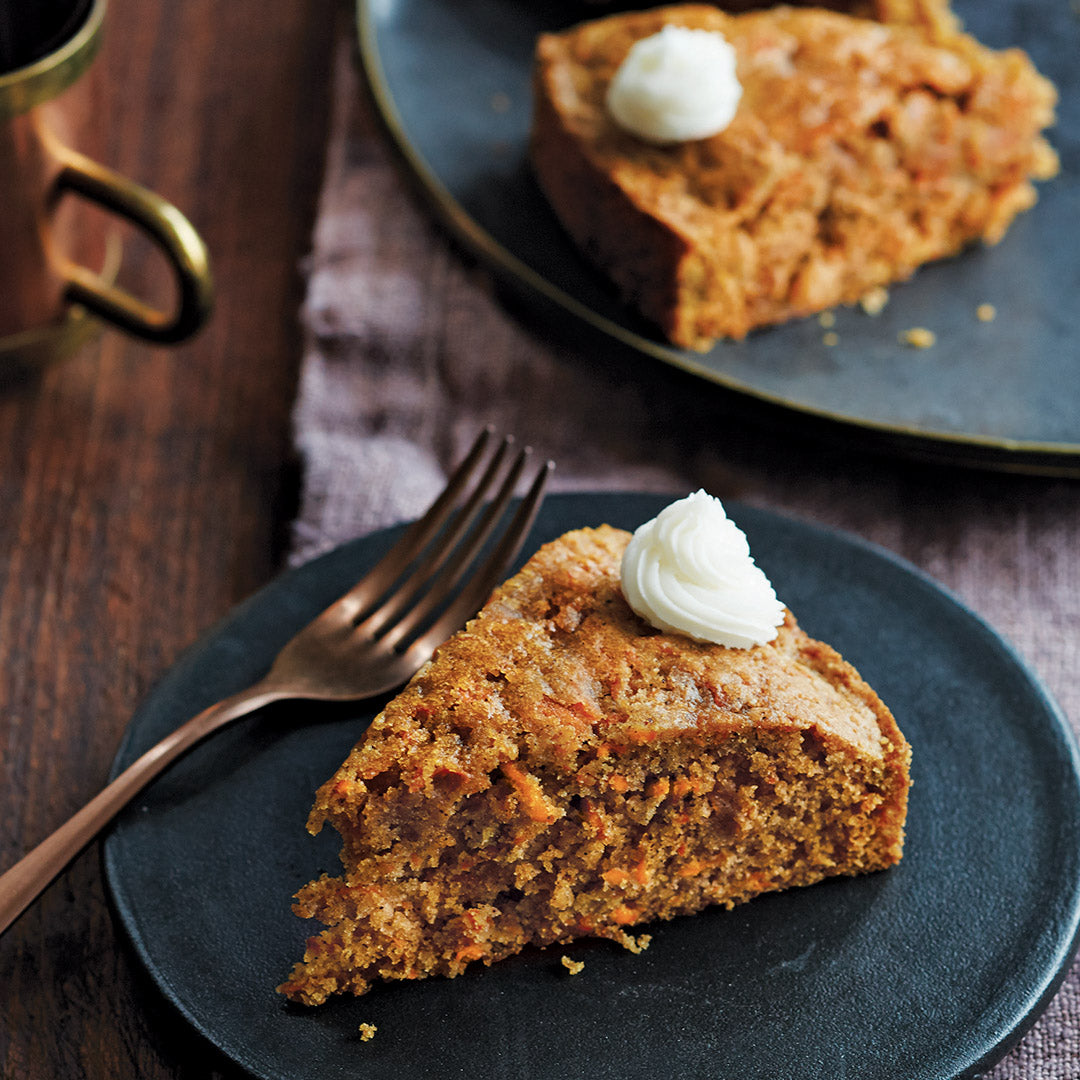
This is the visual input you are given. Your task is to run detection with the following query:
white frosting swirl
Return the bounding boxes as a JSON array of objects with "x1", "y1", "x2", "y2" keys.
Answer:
[
  {"x1": 620, "y1": 491, "x2": 785, "y2": 648},
  {"x1": 606, "y1": 25, "x2": 742, "y2": 145}
]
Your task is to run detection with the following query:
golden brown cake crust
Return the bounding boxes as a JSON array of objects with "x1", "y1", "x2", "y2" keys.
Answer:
[
  {"x1": 531, "y1": 4, "x2": 1058, "y2": 348},
  {"x1": 280, "y1": 526, "x2": 910, "y2": 1005},
  {"x1": 307, "y1": 525, "x2": 904, "y2": 822}
]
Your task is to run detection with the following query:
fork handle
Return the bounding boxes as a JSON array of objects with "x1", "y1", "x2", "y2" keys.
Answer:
[{"x1": 0, "y1": 686, "x2": 284, "y2": 938}]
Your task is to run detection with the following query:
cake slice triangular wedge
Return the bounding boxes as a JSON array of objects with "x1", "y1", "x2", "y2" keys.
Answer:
[
  {"x1": 530, "y1": 3, "x2": 1058, "y2": 349},
  {"x1": 279, "y1": 524, "x2": 909, "y2": 1005}
]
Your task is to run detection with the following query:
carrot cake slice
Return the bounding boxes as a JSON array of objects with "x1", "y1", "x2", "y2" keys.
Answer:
[
  {"x1": 279, "y1": 495, "x2": 910, "y2": 1005},
  {"x1": 530, "y1": 3, "x2": 1058, "y2": 349}
]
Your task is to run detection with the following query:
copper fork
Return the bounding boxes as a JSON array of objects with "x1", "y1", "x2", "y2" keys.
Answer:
[{"x1": 0, "y1": 429, "x2": 552, "y2": 936}]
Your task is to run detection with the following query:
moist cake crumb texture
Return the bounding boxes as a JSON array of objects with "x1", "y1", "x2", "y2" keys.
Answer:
[
  {"x1": 279, "y1": 526, "x2": 910, "y2": 1006},
  {"x1": 530, "y1": 3, "x2": 1058, "y2": 349}
]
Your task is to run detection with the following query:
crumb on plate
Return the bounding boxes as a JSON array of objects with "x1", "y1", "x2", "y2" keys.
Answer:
[
  {"x1": 976, "y1": 303, "x2": 997, "y2": 322},
  {"x1": 859, "y1": 286, "x2": 890, "y2": 316},
  {"x1": 561, "y1": 955, "x2": 585, "y2": 975},
  {"x1": 358, "y1": 1023, "x2": 377, "y2": 1042},
  {"x1": 899, "y1": 327, "x2": 936, "y2": 348}
]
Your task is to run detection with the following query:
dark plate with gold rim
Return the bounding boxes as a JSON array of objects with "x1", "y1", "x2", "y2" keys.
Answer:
[
  {"x1": 103, "y1": 493, "x2": 1080, "y2": 1080},
  {"x1": 355, "y1": 0, "x2": 1080, "y2": 474}
]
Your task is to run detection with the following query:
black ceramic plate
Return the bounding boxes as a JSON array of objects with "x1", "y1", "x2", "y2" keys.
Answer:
[
  {"x1": 356, "y1": 1, "x2": 1080, "y2": 475},
  {"x1": 104, "y1": 493, "x2": 1080, "y2": 1080}
]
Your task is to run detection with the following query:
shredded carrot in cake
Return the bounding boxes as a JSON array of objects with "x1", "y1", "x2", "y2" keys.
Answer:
[{"x1": 279, "y1": 527, "x2": 910, "y2": 1006}]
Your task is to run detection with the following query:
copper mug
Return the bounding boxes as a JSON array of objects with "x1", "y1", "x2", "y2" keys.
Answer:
[{"x1": 0, "y1": 0, "x2": 212, "y2": 369}]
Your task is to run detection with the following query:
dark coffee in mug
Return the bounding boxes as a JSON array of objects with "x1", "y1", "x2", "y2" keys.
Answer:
[{"x1": 0, "y1": 0, "x2": 94, "y2": 73}]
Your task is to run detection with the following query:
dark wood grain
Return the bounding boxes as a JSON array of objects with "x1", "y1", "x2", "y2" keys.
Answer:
[{"x1": 0, "y1": 1, "x2": 337, "y2": 1076}]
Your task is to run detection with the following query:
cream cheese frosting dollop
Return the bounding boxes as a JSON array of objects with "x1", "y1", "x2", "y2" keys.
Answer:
[
  {"x1": 605, "y1": 25, "x2": 742, "y2": 145},
  {"x1": 620, "y1": 491, "x2": 785, "y2": 648}
]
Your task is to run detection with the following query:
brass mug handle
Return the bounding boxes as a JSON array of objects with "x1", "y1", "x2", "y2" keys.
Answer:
[{"x1": 53, "y1": 146, "x2": 213, "y2": 344}]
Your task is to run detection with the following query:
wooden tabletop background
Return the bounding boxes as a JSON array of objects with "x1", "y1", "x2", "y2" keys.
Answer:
[
  {"x1": 2, "y1": 0, "x2": 1079, "y2": 1077},
  {"x1": 0, "y1": 0, "x2": 337, "y2": 1075}
]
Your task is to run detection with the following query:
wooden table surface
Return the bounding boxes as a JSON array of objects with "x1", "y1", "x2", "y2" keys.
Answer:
[
  {"x1": 0, "y1": 1, "x2": 337, "y2": 1075},
  {"x1": 2, "y1": 1, "x2": 1079, "y2": 1077}
]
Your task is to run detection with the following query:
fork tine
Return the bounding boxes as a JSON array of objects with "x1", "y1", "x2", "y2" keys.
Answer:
[
  {"x1": 358, "y1": 436, "x2": 518, "y2": 637},
  {"x1": 330, "y1": 426, "x2": 495, "y2": 622},
  {"x1": 392, "y1": 457, "x2": 552, "y2": 661},
  {"x1": 376, "y1": 445, "x2": 534, "y2": 649}
]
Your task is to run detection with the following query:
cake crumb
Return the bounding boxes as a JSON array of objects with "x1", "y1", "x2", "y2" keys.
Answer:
[
  {"x1": 822, "y1": 331, "x2": 839, "y2": 347},
  {"x1": 818, "y1": 310, "x2": 836, "y2": 328},
  {"x1": 561, "y1": 955, "x2": 585, "y2": 975},
  {"x1": 358, "y1": 1023, "x2": 377, "y2": 1042},
  {"x1": 859, "y1": 286, "x2": 890, "y2": 316},
  {"x1": 899, "y1": 327, "x2": 936, "y2": 348},
  {"x1": 976, "y1": 303, "x2": 997, "y2": 322},
  {"x1": 621, "y1": 932, "x2": 652, "y2": 955}
]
